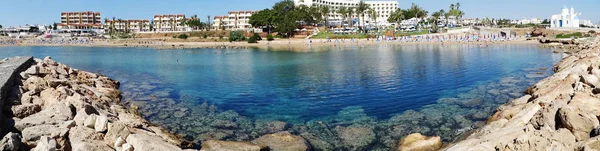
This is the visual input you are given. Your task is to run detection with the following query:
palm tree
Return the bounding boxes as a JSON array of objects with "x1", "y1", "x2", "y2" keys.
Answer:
[
  {"x1": 347, "y1": 7, "x2": 355, "y2": 28},
  {"x1": 410, "y1": 3, "x2": 427, "y2": 31},
  {"x1": 207, "y1": 15, "x2": 211, "y2": 31},
  {"x1": 319, "y1": 5, "x2": 330, "y2": 27},
  {"x1": 169, "y1": 18, "x2": 175, "y2": 31},
  {"x1": 357, "y1": 1, "x2": 369, "y2": 32},
  {"x1": 368, "y1": 8, "x2": 377, "y2": 27},
  {"x1": 337, "y1": 6, "x2": 347, "y2": 27},
  {"x1": 430, "y1": 10, "x2": 444, "y2": 33},
  {"x1": 117, "y1": 19, "x2": 123, "y2": 32},
  {"x1": 388, "y1": 8, "x2": 404, "y2": 30}
]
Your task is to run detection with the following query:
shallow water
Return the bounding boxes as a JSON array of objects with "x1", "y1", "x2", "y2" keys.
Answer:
[{"x1": 0, "y1": 44, "x2": 562, "y2": 150}]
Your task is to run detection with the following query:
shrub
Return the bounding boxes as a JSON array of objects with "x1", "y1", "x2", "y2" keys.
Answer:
[
  {"x1": 556, "y1": 32, "x2": 584, "y2": 38},
  {"x1": 267, "y1": 34, "x2": 274, "y2": 41},
  {"x1": 590, "y1": 30, "x2": 597, "y2": 34},
  {"x1": 229, "y1": 31, "x2": 245, "y2": 42},
  {"x1": 178, "y1": 34, "x2": 189, "y2": 39},
  {"x1": 248, "y1": 36, "x2": 258, "y2": 43},
  {"x1": 219, "y1": 35, "x2": 223, "y2": 39},
  {"x1": 203, "y1": 34, "x2": 208, "y2": 39},
  {"x1": 252, "y1": 33, "x2": 262, "y2": 41}
]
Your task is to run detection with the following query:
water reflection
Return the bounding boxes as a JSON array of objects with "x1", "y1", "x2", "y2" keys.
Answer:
[{"x1": 0, "y1": 45, "x2": 561, "y2": 150}]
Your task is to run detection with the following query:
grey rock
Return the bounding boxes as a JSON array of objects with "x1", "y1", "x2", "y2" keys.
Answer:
[
  {"x1": 11, "y1": 104, "x2": 42, "y2": 118},
  {"x1": 15, "y1": 104, "x2": 74, "y2": 131},
  {"x1": 126, "y1": 131, "x2": 182, "y2": 151},
  {"x1": 0, "y1": 132, "x2": 22, "y2": 151}
]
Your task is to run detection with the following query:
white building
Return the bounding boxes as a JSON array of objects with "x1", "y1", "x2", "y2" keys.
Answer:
[
  {"x1": 293, "y1": 0, "x2": 399, "y2": 26},
  {"x1": 152, "y1": 14, "x2": 189, "y2": 32},
  {"x1": 212, "y1": 11, "x2": 258, "y2": 31},
  {"x1": 551, "y1": 6, "x2": 580, "y2": 28},
  {"x1": 104, "y1": 19, "x2": 151, "y2": 33}
]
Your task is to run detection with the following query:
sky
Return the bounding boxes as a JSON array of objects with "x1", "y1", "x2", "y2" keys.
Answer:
[{"x1": 0, "y1": 0, "x2": 598, "y2": 27}]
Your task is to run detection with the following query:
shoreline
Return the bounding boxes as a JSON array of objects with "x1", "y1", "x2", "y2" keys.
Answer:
[
  {"x1": 0, "y1": 38, "x2": 539, "y2": 51},
  {"x1": 440, "y1": 36, "x2": 600, "y2": 150}
]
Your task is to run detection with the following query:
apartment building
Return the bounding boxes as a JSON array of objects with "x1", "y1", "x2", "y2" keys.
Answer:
[
  {"x1": 212, "y1": 11, "x2": 258, "y2": 31},
  {"x1": 152, "y1": 14, "x2": 190, "y2": 32},
  {"x1": 58, "y1": 11, "x2": 102, "y2": 29},
  {"x1": 293, "y1": 0, "x2": 399, "y2": 26},
  {"x1": 104, "y1": 19, "x2": 151, "y2": 33}
]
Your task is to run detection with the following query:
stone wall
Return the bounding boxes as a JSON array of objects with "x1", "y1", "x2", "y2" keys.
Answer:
[{"x1": 0, "y1": 56, "x2": 33, "y2": 139}]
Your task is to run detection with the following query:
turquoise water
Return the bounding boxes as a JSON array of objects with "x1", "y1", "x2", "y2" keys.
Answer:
[{"x1": 0, "y1": 45, "x2": 562, "y2": 150}]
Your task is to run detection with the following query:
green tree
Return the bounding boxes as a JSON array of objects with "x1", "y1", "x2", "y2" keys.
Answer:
[
  {"x1": 430, "y1": 10, "x2": 444, "y2": 33},
  {"x1": 542, "y1": 19, "x2": 550, "y2": 24},
  {"x1": 388, "y1": 8, "x2": 405, "y2": 29},
  {"x1": 272, "y1": 0, "x2": 297, "y2": 37},
  {"x1": 357, "y1": 1, "x2": 369, "y2": 31},
  {"x1": 53, "y1": 23, "x2": 58, "y2": 30},
  {"x1": 368, "y1": 8, "x2": 377, "y2": 27},
  {"x1": 0, "y1": 25, "x2": 2, "y2": 29},
  {"x1": 347, "y1": 7, "x2": 355, "y2": 28},
  {"x1": 249, "y1": 9, "x2": 275, "y2": 33},
  {"x1": 309, "y1": 5, "x2": 323, "y2": 26},
  {"x1": 337, "y1": 6, "x2": 348, "y2": 27},
  {"x1": 319, "y1": 5, "x2": 330, "y2": 26}
]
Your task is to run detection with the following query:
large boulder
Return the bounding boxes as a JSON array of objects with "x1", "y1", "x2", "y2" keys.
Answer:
[
  {"x1": 68, "y1": 126, "x2": 113, "y2": 151},
  {"x1": 253, "y1": 131, "x2": 310, "y2": 151},
  {"x1": 558, "y1": 106, "x2": 599, "y2": 140},
  {"x1": 15, "y1": 104, "x2": 74, "y2": 131},
  {"x1": 104, "y1": 122, "x2": 132, "y2": 147},
  {"x1": 21, "y1": 124, "x2": 68, "y2": 142},
  {"x1": 398, "y1": 133, "x2": 442, "y2": 151},
  {"x1": 200, "y1": 140, "x2": 266, "y2": 151},
  {"x1": 126, "y1": 131, "x2": 182, "y2": 151}
]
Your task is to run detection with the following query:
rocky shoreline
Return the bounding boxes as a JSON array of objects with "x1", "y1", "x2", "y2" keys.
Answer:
[
  {"x1": 432, "y1": 36, "x2": 600, "y2": 150},
  {"x1": 0, "y1": 56, "x2": 192, "y2": 151}
]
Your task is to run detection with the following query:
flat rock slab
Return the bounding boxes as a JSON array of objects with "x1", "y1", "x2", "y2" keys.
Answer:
[{"x1": 0, "y1": 56, "x2": 33, "y2": 102}]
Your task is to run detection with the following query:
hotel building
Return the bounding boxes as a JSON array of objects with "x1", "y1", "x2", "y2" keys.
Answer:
[
  {"x1": 58, "y1": 11, "x2": 102, "y2": 29},
  {"x1": 152, "y1": 14, "x2": 190, "y2": 32},
  {"x1": 293, "y1": 0, "x2": 399, "y2": 26},
  {"x1": 212, "y1": 11, "x2": 258, "y2": 31},
  {"x1": 104, "y1": 19, "x2": 151, "y2": 33}
]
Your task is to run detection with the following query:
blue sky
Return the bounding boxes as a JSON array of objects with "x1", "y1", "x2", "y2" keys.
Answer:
[{"x1": 0, "y1": 0, "x2": 598, "y2": 27}]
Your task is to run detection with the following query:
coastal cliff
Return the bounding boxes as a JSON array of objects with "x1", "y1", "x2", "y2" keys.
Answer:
[
  {"x1": 433, "y1": 37, "x2": 600, "y2": 150},
  {"x1": 0, "y1": 56, "x2": 192, "y2": 151}
]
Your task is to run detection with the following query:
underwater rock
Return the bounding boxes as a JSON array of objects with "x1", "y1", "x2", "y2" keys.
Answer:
[
  {"x1": 336, "y1": 125, "x2": 375, "y2": 150},
  {"x1": 397, "y1": 133, "x2": 442, "y2": 151},
  {"x1": 253, "y1": 131, "x2": 311, "y2": 151}
]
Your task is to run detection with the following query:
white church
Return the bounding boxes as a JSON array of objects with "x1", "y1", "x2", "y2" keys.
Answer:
[{"x1": 551, "y1": 6, "x2": 581, "y2": 28}]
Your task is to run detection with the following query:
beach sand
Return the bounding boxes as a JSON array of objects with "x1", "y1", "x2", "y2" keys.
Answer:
[{"x1": 3, "y1": 37, "x2": 539, "y2": 51}]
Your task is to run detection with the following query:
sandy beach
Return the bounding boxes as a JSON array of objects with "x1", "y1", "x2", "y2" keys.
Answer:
[{"x1": 1, "y1": 37, "x2": 539, "y2": 52}]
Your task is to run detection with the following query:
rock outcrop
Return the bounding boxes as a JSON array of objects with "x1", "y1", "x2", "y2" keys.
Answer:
[
  {"x1": 447, "y1": 37, "x2": 600, "y2": 150},
  {"x1": 0, "y1": 57, "x2": 191, "y2": 151}
]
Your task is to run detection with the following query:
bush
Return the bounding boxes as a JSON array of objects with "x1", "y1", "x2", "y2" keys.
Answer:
[
  {"x1": 177, "y1": 34, "x2": 189, "y2": 39},
  {"x1": 248, "y1": 36, "x2": 258, "y2": 43},
  {"x1": 219, "y1": 35, "x2": 223, "y2": 39},
  {"x1": 252, "y1": 33, "x2": 262, "y2": 41},
  {"x1": 556, "y1": 32, "x2": 583, "y2": 38},
  {"x1": 229, "y1": 31, "x2": 245, "y2": 42},
  {"x1": 203, "y1": 34, "x2": 208, "y2": 39},
  {"x1": 267, "y1": 34, "x2": 274, "y2": 41},
  {"x1": 590, "y1": 30, "x2": 597, "y2": 34}
]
